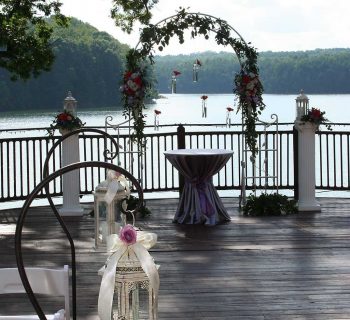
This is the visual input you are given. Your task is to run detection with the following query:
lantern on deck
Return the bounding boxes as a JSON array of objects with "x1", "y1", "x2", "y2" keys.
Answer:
[
  {"x1": 295, "y1": 89, "x2": 309, "y2": 121},
  {"x1": 98, "y1": 226, "x2": 160, "y2": 320},
  {"x1": 192, "y1": 59, "x2": 202, "y2": 82},
  {"x1": 93, "y1": 171, "x2": 130, "y2": 247}
]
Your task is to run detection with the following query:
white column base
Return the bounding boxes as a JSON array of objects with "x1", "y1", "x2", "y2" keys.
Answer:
[
  {"x1": 298, "y1": 199, "x2": 321, "y2": 212},
  {"x1": 58, "y1": 207, "x2": 85, "y2": 217}
]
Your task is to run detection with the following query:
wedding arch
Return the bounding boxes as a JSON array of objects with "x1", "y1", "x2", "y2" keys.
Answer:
[{"x1": 120, "y1": 8, "x2": 265, "y2": 153}]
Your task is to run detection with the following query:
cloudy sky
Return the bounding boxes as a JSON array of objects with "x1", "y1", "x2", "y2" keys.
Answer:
[{"x1": 60, "y1": 0, "x2": 349, "y2": 54}]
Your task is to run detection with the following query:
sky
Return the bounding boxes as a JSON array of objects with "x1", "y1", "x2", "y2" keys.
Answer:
[{"x1": 60, "y1": 0, "x2": 350, "y2": 54}]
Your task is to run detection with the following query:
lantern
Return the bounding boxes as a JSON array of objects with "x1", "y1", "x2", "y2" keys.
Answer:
[
  {"x1": 93, "y1": 172, "x2": 129, "y2": 247},
  {"x1": 98, "y1": 229, "x2": 159, "y2": 320},
  {"x1": 63, "y1": 91, "x2": 78, "y2": 116},
  {"x1": 295, "y1": 89, "x2": 309, "y2": 121}
]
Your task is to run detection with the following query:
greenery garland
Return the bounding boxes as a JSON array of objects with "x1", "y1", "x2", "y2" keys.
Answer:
[{"x1": 119, "y1": 7, "x2": 265, "y2": 152}]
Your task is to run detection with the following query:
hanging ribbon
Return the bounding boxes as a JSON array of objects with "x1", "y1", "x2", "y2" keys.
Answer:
[
  {"x1": 104, "y1": 170, "x2": 130, "y2": 205},
  {"x1": 98, "y1": 231, "x2": 159, "y2": 320}
]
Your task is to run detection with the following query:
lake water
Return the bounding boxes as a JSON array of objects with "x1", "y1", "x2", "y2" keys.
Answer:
[
  {"x1": 1, "y1": 93, "x2": 350, "y2": 209},
  {"x1": 1, "y1": 93, "x2": 350, "y2": 136}
]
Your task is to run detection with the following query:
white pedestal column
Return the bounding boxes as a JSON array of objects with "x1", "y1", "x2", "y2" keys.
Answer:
[
  {"x1": 59, "y1": 130, "x2": 84, "y2": 216},
  {"x1": 295, "y1": 121, "x2": 320, "y2": 212}
]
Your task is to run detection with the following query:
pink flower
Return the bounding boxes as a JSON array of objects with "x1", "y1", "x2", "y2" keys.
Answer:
[
  {"x1": 119, "y1": 224, "x2": 137, "y2": 245},
  {"x1": 173, "y1": 70, "x2": 181, "y2": 76}
]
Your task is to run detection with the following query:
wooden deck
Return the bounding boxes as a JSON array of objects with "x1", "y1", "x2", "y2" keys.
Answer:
[{"x1": 1, "y1": 197, "x2": 350, "y2": 319}]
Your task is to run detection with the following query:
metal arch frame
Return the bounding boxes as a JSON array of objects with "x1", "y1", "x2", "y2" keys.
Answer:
[
  {"x1": 15, "y1": 161, "x2": 143, "y2": 320},
  {"x1": 240, "y1": 114, "x2": 279, "y2": 207},
  {"x1": 135, "y1": 11, "x2": 248, "y2": 68},
  {"x1": 41, "y1": 128, "x2": 120, "y2": 319}
]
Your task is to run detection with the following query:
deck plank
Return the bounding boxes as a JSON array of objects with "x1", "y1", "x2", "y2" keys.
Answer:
[{"x1": 1, "y1": 197, "x2": 350, "y2": 319}]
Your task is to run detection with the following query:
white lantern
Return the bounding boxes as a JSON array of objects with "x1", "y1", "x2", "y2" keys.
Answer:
[
  {"x1": 295, "y1": 89, "x2": 309, "y2": 120},
  {"x1": 64, "y1": 91, "x2": 78, "y2": 116},
  {"x1": 93, "y1": 175, "x2": 129, "y2": 247},
  {"x1": 98, "y1": 231, "x2": 159, "y2": 320}
]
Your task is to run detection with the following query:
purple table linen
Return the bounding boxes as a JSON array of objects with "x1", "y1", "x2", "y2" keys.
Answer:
[{"x1": 164, "y1": 149, "x2": 233, "y2": 225}]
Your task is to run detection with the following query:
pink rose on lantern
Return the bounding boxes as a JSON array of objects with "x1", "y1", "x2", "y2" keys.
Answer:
[{"x1": 119, "y1": 224, "x2": 137, "y2": 245}]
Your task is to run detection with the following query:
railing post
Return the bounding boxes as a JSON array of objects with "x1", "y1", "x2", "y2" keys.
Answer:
[
  {"x1": 59, "y1": 92, "x2": 84, "y2": 216},
  {"x1": 177, "y1": 124, "x2": 186, "y2": 195},
  {"x1": 293, "y1": 125, "x2": 299, "y2": 200}
]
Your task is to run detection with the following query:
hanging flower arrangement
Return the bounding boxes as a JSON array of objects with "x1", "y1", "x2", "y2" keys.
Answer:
[
  {"x1": 201, "y1": 95, "x2": 208, "y2": 118},
  {"x1": 234, "y1": 71, "x2": 265, "y2": 154},
  {"x1": 171, "y1": 70, "x2": 181, "y2": 93},
  {"x1": 120, "y1": 62, "x2": 150, "y2": 147},
  {"x1": 154, "y1": 109, "x2": 161, "y2": 130},
  {"x1": 193, "y1": 59, "x2": 202, "y2": 82},
  {"x1": 226, "y1": 107, "x2": 234, "y2": 127}
]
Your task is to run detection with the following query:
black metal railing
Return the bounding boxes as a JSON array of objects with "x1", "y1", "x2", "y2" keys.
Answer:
[{"x1": 1, "y1": 123, "x2": 349, "y2": 203}]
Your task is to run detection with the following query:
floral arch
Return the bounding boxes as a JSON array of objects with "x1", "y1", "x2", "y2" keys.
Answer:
[{"x1": 121, "y1": 8, "x2": 265, "y2": 153}]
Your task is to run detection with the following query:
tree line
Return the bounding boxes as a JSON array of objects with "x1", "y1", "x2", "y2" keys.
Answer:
[
  {"x1": 154, "y1": 49, "x2": 350, "y2": 95},
  {"x1": 0, "y1": 18, "x2": 350, "y2": 112}
]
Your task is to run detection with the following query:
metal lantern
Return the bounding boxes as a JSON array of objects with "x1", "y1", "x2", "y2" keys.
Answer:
[
  {"x1": 98, "y1": 231, "x2": 159, "y2": 320},
  {"x1": 114, "y1": 248, "x2": 158, "y2": 320},
  {"x1": 64, "y1": 91, "x2": 78, "y2": 116},
  {"x1": 295, "y1": 89, "x2": 309, "y2": 120},
  {"x1": 93, "y1": 178, "x2": 129, "y2": 247}
]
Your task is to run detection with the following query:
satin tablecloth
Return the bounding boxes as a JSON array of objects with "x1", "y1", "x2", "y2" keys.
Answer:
[{"x1": 164, "y1": 148, "x2": 233, "y2": 225}]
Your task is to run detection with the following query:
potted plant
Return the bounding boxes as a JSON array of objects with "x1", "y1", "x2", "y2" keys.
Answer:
[{"x1": 243, "y1": 193, "x2": 297, "y2": 216}]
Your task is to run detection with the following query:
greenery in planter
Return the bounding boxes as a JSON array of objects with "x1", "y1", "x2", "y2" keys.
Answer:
[
  {"x1": 126, "y1": 195, "x2": 152, "y2": 218},
  {"x1": 243, "y1": 193, "x2": 297, "y2": 216}
]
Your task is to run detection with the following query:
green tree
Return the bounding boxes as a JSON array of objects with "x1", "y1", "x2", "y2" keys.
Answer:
[{"x1": 0, "y1": 0, "x2": 67, "y2": 80}]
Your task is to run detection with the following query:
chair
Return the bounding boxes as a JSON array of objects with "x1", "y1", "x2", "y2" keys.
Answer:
[{"x1": 0, "y1": 265, "x2": 70, "y2": 320}]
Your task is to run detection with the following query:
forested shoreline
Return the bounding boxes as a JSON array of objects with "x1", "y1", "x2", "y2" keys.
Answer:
[{"x1": 0, "y1": 18, "x2": 349, "y2": 112}]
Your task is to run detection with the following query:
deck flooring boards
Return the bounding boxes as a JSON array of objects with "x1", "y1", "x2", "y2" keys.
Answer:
[{"x1": 1, "y1": 197, "x2": 350, "y2": 319}]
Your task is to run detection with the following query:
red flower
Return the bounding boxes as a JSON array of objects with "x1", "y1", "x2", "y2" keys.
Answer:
[
  {"x1": 311, "y1": 107, "x2": 321, "y2": 118},
  {"x1": 133, "y1": 76, "x2": 142, "y2": 87},
  {"x1": 242, "y1": 75, "x2": 251, "y2": 84},
  {"x1": 57, "y1": 113, "x2": 68, "y2": 121},
  {"x1": 154, "y1": 109, "x2": 161, "y2": 115},
  {"x1": 173, "y1": 70, "x2": 181, "y2": 76},
  {"x1": 201, "y1": 95, "x2": 208, "y2": 100},
  {"x1": 227, "y1": 107, "x2": 234, "y2": 112},
  {"x1": 124, "y1": 71, "x2": 133, "y2": 80}
]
